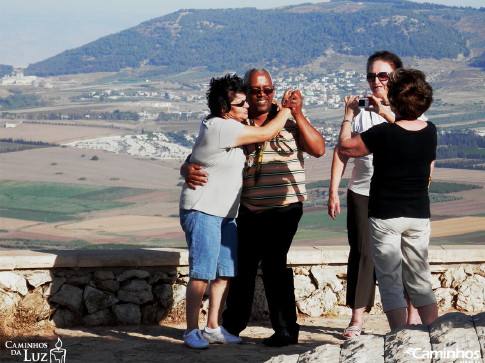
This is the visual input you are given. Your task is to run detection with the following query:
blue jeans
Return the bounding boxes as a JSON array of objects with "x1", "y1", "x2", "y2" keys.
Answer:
[{"x1": 180, "y1": 209, "x2": 238, "y2": 280}]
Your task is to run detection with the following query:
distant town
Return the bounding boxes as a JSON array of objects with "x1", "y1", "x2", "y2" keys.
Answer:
[{"x1": 1, "y1": 68, "x2": 372, "y2": 152}]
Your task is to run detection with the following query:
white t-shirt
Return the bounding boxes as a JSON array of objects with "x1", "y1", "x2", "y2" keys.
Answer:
[
  {"x1": 348, "y1": 110, "x2": 427, "y2": 196},
  {"x1": 179, "y1": 116, "x2": 246, "y2": 218}
]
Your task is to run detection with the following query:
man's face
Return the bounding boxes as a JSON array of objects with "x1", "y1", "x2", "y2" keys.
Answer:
[{"x1": 247, "y1": 72, "x2": 274, "y2": 116}]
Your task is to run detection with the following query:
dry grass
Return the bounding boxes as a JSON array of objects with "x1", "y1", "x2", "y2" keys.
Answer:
[{"x1": 0, "y1": 307, "x2": 54, "y2": 341}]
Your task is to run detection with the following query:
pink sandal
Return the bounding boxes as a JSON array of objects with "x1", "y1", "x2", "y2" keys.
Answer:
[{"x1": 342, "y1": 325, "x2": 362, "y2": 340}]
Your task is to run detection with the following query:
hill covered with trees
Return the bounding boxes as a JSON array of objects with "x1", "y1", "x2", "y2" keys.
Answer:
[{"x1": 23, "y1": 0, "x2": 484, "y2": 77}]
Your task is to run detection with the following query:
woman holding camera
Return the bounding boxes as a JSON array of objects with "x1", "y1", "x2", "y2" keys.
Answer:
[
  {"x1": 328, "y1": 51, "x2": 422, "y2": 338},
  {"x1": 337, "y1": 67, "x2": 438, "y2": 330}
]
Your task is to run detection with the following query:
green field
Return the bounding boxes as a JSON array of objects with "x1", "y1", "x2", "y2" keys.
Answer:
[
  {"x1": 0, "y1": 180, "x2": 155, "y2": 222},
  {"x1": 294, "y1": 180, "x2": 484, "y2": 245},
  {"x1": 0, "y1": 238, "x2": 187, "y2": 250},
  {"x1": 0, "y1": 179, "x2": 482, "y2": 249},
  {"x1": 293, "y1": 208, "x2": 348, "y2": 245}
]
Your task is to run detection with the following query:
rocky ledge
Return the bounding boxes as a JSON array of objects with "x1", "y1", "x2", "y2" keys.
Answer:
[{"x1": 269, "y1": 312, "x2": 485, "y2": 363}]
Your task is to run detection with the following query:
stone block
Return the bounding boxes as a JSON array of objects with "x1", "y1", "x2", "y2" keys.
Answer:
[
  {"x1": 118, "y1": 279, "x2": 153, "y2": 304},
  {"x1": 95, "y1": 279, "x2": 120, "y2": 293},
  {"x1": 294, "y1": 274, "x2": 315, "y2": 301},
  {"x1": 51, "y1": 307, "x2": 77, "y2": 327},
  {"x1": 0, "y1": 288, "x2": 20, "y2": 310},
  {"x1": 94, "y1": 271, "x2": 115, "y2": 281},
  {"x1": 66, "y1": 275, "x2": 91, "y2": 287},
  {"x1": 473, "y1": 312, "x2": 485, "y2": 358},
  {"x1": 117, "y1": 270, "x2": 150, "y2": 282},
  {"x1": 112, "y1": 303, "x2": 141, "y2": 325},
  {"x1": 297, "y1": 288, "x2": 337, "y2": 317},
  {"x1": 84, "y1": 286, "x2": 118, "y2": 314},
  {"x1": 297, "y1": 344, "x2": 340, "y2": 363},
  {"x1": 340, "y1": 334, "x2": 384, "y2": 363},
  {"x1": 148, "y1": 270, "x2": 178, "y2": 285},
  {"x1": 385, "y1": 325, "x2": 431, "y2": 362},
  {"x1": 84, "y1": 309, "x2": 112, "y2": 326},
  {"x1": 311, "y1": 265, "x2": 343, "y2": 292},
  {"x1": 49, "y1": 284, "x2": 83, "y2": 312},
  {"x1": 430, "y1": 312, "x2": 481, "y2": 361},
  {"x1": 456, "y1": 275, "x2": 485, "y2": 312},
  {"x1": 21, "y1": 270, "x2": 53, "y2": 288},
  {"x1": 44, "y1": 277, "x2": 67, "y2": 297},
  {"x1": 0, "y1": 271, "x2": 28, "y2": 295}
]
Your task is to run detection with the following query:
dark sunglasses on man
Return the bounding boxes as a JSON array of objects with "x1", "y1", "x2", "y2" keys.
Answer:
[
  {"x1": 366, "y1": 72, "x2": 389, "y2": 82},
  {"x1": 249, "y1": 87, "x2": 274, "y2": 96}
]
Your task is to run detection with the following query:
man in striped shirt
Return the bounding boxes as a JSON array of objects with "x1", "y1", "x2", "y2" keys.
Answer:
[{"x1": 182, "y1": 68, "x2": 325, "y2": 347}]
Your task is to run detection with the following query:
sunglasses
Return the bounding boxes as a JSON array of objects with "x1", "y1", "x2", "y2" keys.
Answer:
[
  {"x1": 366, "y1": 72, "x2": 389, "y2": 82},
  {"x1": 249, "y1": 87, "x2": 274, "y2": 95},
  {"x1": 230, "y1": 99, "x2": 248, "y2": 108}
]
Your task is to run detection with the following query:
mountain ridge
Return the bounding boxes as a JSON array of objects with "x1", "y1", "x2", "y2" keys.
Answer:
[{"x1": 19, "y1": 0, "x2": 485, "y2": 77}]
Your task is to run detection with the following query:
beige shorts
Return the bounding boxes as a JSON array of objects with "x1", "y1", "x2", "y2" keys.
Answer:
[{"x1": 369, "y1": 217, "x2": 437, "y2": 312}]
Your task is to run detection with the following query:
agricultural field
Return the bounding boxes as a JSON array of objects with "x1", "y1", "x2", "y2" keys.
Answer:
[
  {"x1": 1, "y1": 60, "x2": 484, "y2": 250},
  {"x1": 293, "y1": 158, "x2": 485, "y2": 246},
  {"x1": 0, "y1": 148, "x2": 484, "y2": 250}
]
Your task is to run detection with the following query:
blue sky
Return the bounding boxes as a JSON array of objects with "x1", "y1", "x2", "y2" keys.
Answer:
[{"x1": 0, "y1": 0, "x2": 482, "y2": 67}]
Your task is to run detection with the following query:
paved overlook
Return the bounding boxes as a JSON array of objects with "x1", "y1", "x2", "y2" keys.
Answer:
[{"x1": 2, "y1": 312, "x2": 484, "y2": 362}]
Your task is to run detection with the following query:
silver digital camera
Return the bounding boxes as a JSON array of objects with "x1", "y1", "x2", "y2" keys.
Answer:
[{"x1": 358, "y1": 97, "x2": 369, "y2": 108}]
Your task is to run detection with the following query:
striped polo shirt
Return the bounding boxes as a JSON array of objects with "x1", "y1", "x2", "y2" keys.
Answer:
[{"x1": 240, "y1": 118, "x2": 307, "y2": 212}]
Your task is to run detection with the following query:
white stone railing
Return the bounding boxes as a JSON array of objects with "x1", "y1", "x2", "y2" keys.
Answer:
[{"x1": 1, "y1": 246, "x2": 485, "y2": 331}]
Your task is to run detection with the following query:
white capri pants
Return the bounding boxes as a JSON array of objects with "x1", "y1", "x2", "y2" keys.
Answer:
[{"x1": 369, "y1": 217, "x2": 437, "y2": 312}]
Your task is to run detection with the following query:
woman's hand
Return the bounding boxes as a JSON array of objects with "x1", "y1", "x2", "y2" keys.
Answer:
[
  {"x1": 344, "y1": 95, "x2": 360, "y2": 120},
  {"x1": 327, "y1": 194, "x2": 341, "y2": 220},
  {"x1": 367, "y1": 95, "x2": 395, "y2": 123}
]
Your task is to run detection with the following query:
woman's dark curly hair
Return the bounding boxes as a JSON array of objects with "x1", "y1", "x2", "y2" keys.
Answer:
[
  {"x1": 206, "y1": 74, "x2": 247, "y2": 117},
  {"x1": 387, "y1": 68, "x2": 433, "y2": 120}
]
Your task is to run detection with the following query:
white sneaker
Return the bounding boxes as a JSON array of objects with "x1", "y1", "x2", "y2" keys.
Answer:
[
  {"x1": 183, "y1": 329, "x2": 209, "y2": 349},
  {"x1": 202, "y1": 325, "x2": 242, "y2": 344}
]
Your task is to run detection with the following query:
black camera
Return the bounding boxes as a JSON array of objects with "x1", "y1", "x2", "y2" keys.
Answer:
[{"x1": 358, "y1": 97, "x2": 369, "y2": 108}]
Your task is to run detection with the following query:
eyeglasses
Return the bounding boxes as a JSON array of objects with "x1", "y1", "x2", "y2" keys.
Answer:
[
  {"x1": 230, "y1": 99, "x2": 248, "y2": 107},
  {"x1": 249, "y1": 87, "x2": 274, "y2": 95},
  {"x1": 366, "y1": 72, "x2": 389, "y2": 82}
]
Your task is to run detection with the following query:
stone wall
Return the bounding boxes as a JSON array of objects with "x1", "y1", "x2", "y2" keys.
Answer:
[{"x1": 1, "y1": 246, "x2": 485, "y2": 330}]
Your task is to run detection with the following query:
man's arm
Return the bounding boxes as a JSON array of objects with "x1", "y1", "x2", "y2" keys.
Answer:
[
  {"x1": 180, "y1": 155, "x2": 208, "y2": 190},
  {"x1": 285, "y1": 90, "x2": 325, "y2": 157}
]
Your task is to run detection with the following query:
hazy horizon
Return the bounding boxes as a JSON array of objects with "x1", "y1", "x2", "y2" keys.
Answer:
[{"x1": 0, "y1": 0, "x2": 483, "y2": 67}]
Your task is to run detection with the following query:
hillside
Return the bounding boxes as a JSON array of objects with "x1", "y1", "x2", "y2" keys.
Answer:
[{"x1": 23, "y1": 0, "x2": 485, "y2": 77}]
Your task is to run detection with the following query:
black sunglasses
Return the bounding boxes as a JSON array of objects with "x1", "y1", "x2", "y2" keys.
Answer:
[
  {"x1": 230, "y1": 99, "x2": 248, "y2": 107},
  {"x1": 366, "y1": 72, "x2": 389, "y2": 82},
  {"x1": 249, "y1": 87, "x2": 274, "y2": 95}
]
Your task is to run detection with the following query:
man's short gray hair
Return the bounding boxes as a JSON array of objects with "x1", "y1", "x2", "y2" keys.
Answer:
[{"x1": 243, "y1": 68, "x2": 273, "y2": 86}]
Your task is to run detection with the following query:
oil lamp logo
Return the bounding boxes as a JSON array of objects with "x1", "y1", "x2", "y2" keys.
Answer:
[{"x1": 49, "y1": 338, "x2": 67, "y2": 363}]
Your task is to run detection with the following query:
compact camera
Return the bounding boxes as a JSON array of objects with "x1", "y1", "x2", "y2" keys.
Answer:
[{"x1": 358, "y1": 97, "x2": 369, "y2": 108}]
